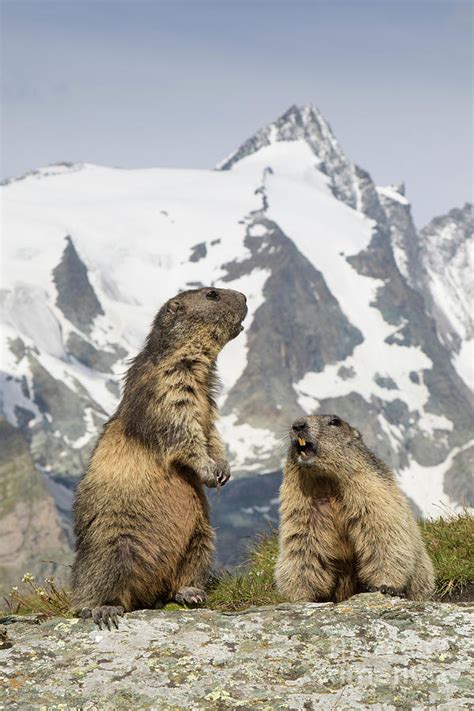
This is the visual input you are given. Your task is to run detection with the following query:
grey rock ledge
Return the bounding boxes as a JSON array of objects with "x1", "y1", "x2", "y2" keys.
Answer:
[{"x1": 1, "y1": 593, "x2": 473, "y2": 709}]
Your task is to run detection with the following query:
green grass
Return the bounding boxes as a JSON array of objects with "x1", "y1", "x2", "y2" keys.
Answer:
[
  {"x1": 207, "y1": 533, "x2": 284, "y2": 612},
  {"x1": 2, "y1": 513, "x2": 473, "y2": 618},
  {"x1": 420, "y1": 510, "x2": 474, "y2": 598}
]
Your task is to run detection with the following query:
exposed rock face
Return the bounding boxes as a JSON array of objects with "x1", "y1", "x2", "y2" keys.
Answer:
[
  {"x1": 418, "y1": 204, "x2": 473, "y2": 353},
  {"x1": 27, "y1": 354, "x2": 107, "y2": 484},
  {"x1": 0, "y1": 419, "x2": 71, "y2": 593},
  {"x1": 222, "y1": 216, "x2": 362, "y2": 447},
  {"x1": 1, "y1": 594, "x2": 473, "y2": 709},
  {"x1": 346, "y1": 224, "x2": 473, "y2": 471},
  {"x1": 66, "y1": 332, "x2": 126, "y2": 373},
  {"x1": 380, "y1": 195, "x2": 473, "y2": 376},
  {"x1": 355, "y1": 166, "x2": 390, "y2": 225},
  {"x1": 377, "y1": 183, "x2": 421, "y2": 288},
  {"x1": 53, "y1": 236, "x2": 104, "y2": 335},
  {"x1": 444, "y1": 444, "x2": 474, "y2": 508},
  {"x1": 189, "y1": 241, "x2": 208, "y2": 262}
]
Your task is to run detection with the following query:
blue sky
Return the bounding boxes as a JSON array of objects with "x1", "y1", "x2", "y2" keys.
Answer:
[{"x1": 2, "y1": 0, "x2": 472, "y2": 225}]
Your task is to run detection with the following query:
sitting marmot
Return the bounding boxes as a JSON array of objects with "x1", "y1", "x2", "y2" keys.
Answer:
[{"x1": 275, "y1": 414, "x2": 435, "y2": 602}]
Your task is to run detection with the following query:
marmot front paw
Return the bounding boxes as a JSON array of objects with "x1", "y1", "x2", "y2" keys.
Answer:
[
  {"x1": 197, "y1": 458, "x2": 230, "y2": 488},
  {"x1": 174, "y1": 586, "x2": 207, "y2": 606},
  {"x1": 213, "y1": 459, "x2": 231, "y2": 487}
]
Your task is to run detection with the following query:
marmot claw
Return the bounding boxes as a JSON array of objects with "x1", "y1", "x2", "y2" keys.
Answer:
[
  {"x1": 174, "y1": 586, "x2": 207, "y2": 606},
  {"x1": 198, "y1": 458, "x2": 230, "y2": 488},
  {"x1": 214, "y1": 459, "x2": 231, "y2": 487},
  {"x1": 81, "y1": 605, "x2": 124, "y2": 630}
]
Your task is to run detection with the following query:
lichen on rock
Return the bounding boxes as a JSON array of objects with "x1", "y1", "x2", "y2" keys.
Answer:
[{"x1": 1, "y1": 593, "x2": 473, "y2": 709}]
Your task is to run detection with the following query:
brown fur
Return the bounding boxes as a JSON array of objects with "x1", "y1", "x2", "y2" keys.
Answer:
[
  {"x1": 71, "y1": 287, "x2": 247, "y2": 614},
  {"x1": 275, "y1": 415, "x2": 435, "y2": 603}
]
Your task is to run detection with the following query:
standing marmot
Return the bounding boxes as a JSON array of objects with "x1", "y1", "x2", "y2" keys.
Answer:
[
  {"x1": 275, "y1": 415, "x2": 435, "y2": 603},
  {"x1": 71, "y1": 287, "x2": 247, "y2": 628}
]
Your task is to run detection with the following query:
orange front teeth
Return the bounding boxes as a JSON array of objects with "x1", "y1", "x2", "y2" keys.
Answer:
[{"x1": 298, "y1": 437, "x2": 306, "y2": 446}]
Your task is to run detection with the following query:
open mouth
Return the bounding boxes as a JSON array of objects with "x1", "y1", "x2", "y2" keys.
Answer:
[{"x1": 294, "y1": 436, "x2": 316, "y2": 460}]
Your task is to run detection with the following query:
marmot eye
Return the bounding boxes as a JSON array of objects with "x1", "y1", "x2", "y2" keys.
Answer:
[
  {"x1": 328, "y1": 417, "x2": 342, "y2": 427},
  {"x1": 206, "y1": 289, "x2": 219, "y2": 301}
]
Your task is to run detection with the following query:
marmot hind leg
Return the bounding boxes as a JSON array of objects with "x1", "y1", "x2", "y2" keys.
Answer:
[
  {"x1": 405, "y1": 546, "x2": 435, "y2": 600},
  {"x1": 71, "y1": 539, "x2": 136, "y2": 626},
  {"x1": 171, "y1": 525, "x2": 214, "y2": 607},
  {"x1": 275, "y1": 550, "x2": 337, "y2": 602}
]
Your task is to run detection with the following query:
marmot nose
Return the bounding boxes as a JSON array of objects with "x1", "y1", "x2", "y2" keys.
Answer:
[{"x1": 292, "y1": 419, "x2": 307, "y2": 433}]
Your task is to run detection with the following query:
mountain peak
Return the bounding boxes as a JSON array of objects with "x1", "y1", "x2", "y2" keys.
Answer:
[
  {"x1": 271, "y1": 102, "x2": 331, "y2": 136},
  {"x1": 217, "y1": 102, "x2": 361, "y2": 208},
  {"x1": 217, "y1": 103, "x2": 340, "y2": 171}
]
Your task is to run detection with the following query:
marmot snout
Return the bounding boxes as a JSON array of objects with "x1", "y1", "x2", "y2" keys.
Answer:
[{"x1": 290, "y1": 414, "x2": 362, "y2": 468}]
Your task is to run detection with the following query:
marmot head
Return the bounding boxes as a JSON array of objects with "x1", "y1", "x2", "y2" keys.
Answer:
[
  {"x1": 289, "y1": 414, "x2": 362, "y2": 472},
  {"x1": 149, "y1": 287, "x2": 248, "y2": 354}
]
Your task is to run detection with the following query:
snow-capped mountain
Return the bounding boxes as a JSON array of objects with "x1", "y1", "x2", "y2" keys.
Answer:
[
  {"x1": 1, "y1": 104, "x2": 473, "y2": 579},
  {"x1": 379, "y1": 189, "x2": 473, "y2": 388},
  {"x1": 419, "y1": 205, "x2": 473, "y2": 382}
]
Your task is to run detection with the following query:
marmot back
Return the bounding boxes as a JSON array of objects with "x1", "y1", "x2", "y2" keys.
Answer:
[
  {"x1": 71, "y1": 287, "x2": 247, "y2": 627},
  {"x1": 275, "y1": 414, "x2": 435, "y2": 603}
]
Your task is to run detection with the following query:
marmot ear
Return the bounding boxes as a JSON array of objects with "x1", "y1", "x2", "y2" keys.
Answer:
[
  {"x1": 352, "y1": 427, "x2": 362, "y2": 440},
  {"x1": 167, "y1": 299, "x2": 182, "y2": 314}
]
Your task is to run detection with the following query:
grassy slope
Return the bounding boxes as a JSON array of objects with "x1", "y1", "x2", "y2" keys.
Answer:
[
  {"x1": 419, "y1": 511, "x2": 474, "y2": 598},
  {"x1": 2, "y1": 513, "x2": 473, "y2": 617}
]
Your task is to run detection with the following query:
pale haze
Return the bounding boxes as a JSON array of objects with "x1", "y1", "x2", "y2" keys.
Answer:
[{"x1": 2, "y1": 0, "x2": 472, "y2": 225}]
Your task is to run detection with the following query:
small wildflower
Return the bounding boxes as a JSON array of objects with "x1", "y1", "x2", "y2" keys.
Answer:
[
  {"x1": 10, "y1": 586, "x2": 18, "y2": 593},
  {"x1": 22, "y1": 573, "x2": 35, "y2": 583}
]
